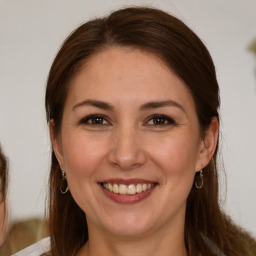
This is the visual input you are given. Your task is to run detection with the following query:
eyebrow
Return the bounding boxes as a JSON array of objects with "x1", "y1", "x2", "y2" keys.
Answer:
[
  {"x1": 72, "y1": 99, "x2": 114, "y2": 111},
  {"x1": 72, "y1": 99, "x2": 186, "y2": 113},
  {"x1": 140, "y1": 100, "x2": 186, "y2": 113}
]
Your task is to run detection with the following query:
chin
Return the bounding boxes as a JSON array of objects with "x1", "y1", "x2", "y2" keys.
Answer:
[
  {"x1": 101, "y1": 212, "x2": 155, "y2": 238},
  {"x1": 107, "y1": 224, "x2": 151, "y2": 238}
]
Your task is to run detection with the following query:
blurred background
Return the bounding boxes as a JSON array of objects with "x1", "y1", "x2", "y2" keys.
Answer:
[{"x1": 0, "y1": 0, "x2": 255, "y2": 249}]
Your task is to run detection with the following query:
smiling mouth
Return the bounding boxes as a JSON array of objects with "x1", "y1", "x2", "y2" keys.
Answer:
[{"x1": 100, "y1": 182, "x2": 157, "y2": 195}]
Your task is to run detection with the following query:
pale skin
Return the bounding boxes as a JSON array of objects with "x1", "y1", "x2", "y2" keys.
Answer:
[{"x1": 51, "y1": 47, "x2": 219, "y2": 256}]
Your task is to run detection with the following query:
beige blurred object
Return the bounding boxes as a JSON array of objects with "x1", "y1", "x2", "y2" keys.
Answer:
[{"x1": 0, "y1": 217, "x2": 48, "y2": 255}]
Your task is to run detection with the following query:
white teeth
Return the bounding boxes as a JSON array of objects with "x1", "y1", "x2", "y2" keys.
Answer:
[
  {"x1": 119, "y1": 184, "x2": 127, "y2": 194},
  {"x1": 103, "y1": 182, "x2": 154, "y2": 195},
  {"x1": 136, "y1": 184, "x2": 142, "y2": 193},
  {"x1": 113, "y1": 184, "x2": 119, "y2": 194},
  {"x1": 127, "y1": 184, "x2": 136, "y2": 195}
]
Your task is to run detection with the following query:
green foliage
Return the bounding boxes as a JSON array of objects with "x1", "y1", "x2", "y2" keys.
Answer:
[{"x1": 248, "y1": 39, "x2": 256, "y2": 56}]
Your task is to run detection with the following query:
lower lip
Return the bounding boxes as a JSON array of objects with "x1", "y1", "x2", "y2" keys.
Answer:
[{"x1": 100, "y1": 185, "x2": 156, "y2": 204}]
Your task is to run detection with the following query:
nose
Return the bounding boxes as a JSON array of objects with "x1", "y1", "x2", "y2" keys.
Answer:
[{"x1": 108, "y1": 125, "x2": 147, "y2": 170}]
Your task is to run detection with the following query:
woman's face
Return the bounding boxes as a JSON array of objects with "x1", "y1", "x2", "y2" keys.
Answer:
[{"x1": 52, "y1": 47, "x2": 213, "y2": 238}]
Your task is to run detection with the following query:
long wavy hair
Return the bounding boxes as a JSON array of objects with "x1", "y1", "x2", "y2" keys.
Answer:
[{"x1": 45, "y1": 7, "x2": 255, "y2": 256}]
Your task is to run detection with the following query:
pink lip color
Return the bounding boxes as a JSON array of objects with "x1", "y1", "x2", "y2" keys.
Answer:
[
  {"x1": 99, "y1": 178, "x2": 155, "y2": 186},
  {"x1": 98, "y1": 179, "x2": 157, "y2": 204}
]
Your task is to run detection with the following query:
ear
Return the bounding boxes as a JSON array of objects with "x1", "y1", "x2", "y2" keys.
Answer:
[
  {"x1": 49, "y1": 119, "x2": 64, "y2": 169},
  {"x1": 195, "y1": 116, "x2": 219, "y2": 172}
]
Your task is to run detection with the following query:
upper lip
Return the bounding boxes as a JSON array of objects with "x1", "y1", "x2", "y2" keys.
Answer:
[{"x1": 98, "y1": 178, "x2": 158, "y2": 185}]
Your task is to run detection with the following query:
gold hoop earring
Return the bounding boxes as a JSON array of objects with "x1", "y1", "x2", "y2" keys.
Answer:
[
  {"x1": 60, "y1": 170, "x2": 69, "y2": 194},
  {"x1": 195, "y1": 170, "x2": 203, "y2": 189}
]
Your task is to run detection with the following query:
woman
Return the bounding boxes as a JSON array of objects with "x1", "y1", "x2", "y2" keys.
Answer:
[
  {"x1": 0, "y1": 144, "x2": 8, "y2": 247},
  {"x1": 14, "y1": 6, "x2": 256, "y2": 256}
]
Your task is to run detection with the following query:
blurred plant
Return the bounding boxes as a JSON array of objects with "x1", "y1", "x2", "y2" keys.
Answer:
[
  {"x1": 248, "y1": 39, "x2": 256, "y2": 54},
  {"x1": 0, "y1": 217, "x2": 48, "y2": 255},
  {"x1": 248, "y1": 38, "x2": 256, "y2": 77}
]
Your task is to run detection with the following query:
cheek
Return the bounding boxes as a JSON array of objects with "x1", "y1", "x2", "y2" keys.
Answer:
[
  {"x1": 61, "y1": 134, "x2": 108, "y2": 212},
  {"x1": 62, "y1": 133, "x2": 107, "y2": 178},
  {"x1": 148, "y1": 132, "x2": 199, "y2": 181}
]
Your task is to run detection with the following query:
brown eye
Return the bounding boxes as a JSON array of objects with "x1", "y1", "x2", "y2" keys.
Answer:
[
  {"x1": 90, "y1": 116, "x2": 105, "y2": 124},
  {"x1": 152, "y1": 117, "x2": 168, "y2": 125},
  {"x1": 80, "y1": 114, "x2": 109, "y2": 125},
  {"x1": 146, "y1": 114, "x2": 175, "y2": 126}
]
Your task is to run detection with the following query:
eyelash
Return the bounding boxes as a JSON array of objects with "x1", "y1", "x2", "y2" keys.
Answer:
[
  {"x1": 145, "y1": 114, "x2": 176, "y2": 127},
  {"x1": 79, "y1": 114, "x2": 110, "y2": 126},
  {"x1": 79, "y1": 114, "x2": 176, "y2": 127}
]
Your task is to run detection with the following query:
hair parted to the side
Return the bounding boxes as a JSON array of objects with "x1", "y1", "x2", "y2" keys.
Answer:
[{"x1": 45, "y1": 7, "x2": 255, "y2": 256}]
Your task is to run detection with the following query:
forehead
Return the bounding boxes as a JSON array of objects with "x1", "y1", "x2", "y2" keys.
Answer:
[
  {"x1": 66, "y1": 46, "x2": 195, "y2": 111},
  {"x1": 84, "y1": 46, "x2": 170, "y2": 78}
]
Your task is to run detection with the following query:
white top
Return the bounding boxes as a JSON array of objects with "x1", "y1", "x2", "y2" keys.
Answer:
[
  {"x1": 202, "y1": 235, "x2": 226, "y2": 256},
  {"x1": 11, "y1": 237, "x2": 50, "y2": 256},
  {"x1": 12, "y1": 236, "x2": 227, "y2": 256}
]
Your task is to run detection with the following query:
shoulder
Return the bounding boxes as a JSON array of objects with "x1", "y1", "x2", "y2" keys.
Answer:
[{"x1": 11, "y1": 237, "x2": 51, "y2": 256}]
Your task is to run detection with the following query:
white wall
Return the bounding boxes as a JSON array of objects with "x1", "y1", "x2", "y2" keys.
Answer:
[{"x1": 0, "y1": 0, "x2": 255, "y2": 237}]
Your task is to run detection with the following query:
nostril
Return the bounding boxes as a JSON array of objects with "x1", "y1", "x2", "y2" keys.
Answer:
[
  {"x1": 108, "y1": 149, "x2": 147, "y2": 171},
  {"x1": 107, "y1": 132, "x2": 147, "y2": 170}
]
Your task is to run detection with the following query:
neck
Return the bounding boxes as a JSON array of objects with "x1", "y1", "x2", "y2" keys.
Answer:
[{"x1": 77, "y1": 219, "x2": 187, "y2": 256}]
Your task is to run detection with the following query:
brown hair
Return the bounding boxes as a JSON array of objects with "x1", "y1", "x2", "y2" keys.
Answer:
[
  {"x1": 45, "y1": 7, "x2": 255, "y2": 256},
  {"x1": 0, "y1": 144, "x2": 8, "y2": 245},
  {"x1": 0, "y1": 144, "x2": 8, "y2": 203}
]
